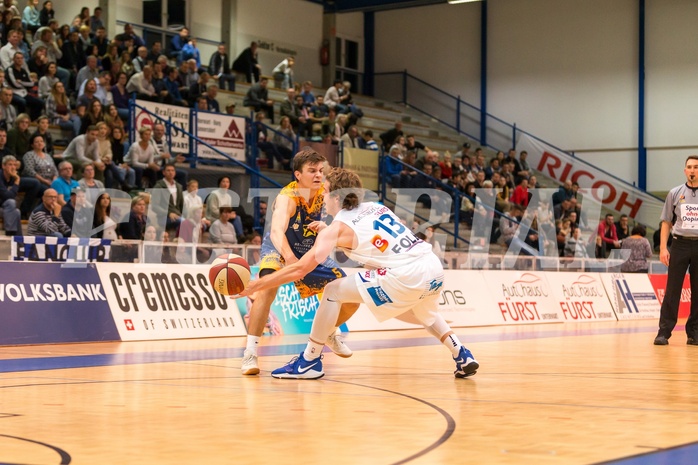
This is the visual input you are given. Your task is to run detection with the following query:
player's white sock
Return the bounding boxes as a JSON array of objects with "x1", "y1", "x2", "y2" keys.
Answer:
[
  {"x1": 246, "y1": 335, "x2": 260, "y2": 354},
  {"x1": 303, "y1": 340, "x2": 324, "y2": 361},
  {"x1": 442, "y1": 333, "x2": 463, "y2": 357},
  {"x1": 425, "y1": 313, "x2": 462, "y2": 357}
]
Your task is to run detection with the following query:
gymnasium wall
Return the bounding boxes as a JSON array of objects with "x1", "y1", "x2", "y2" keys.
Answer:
[{"x1": 53, "y1": 0, "x2": 698, "y2": 191}]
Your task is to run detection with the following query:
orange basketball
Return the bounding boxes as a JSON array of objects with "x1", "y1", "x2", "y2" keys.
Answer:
[{"x1": 208, "y1": 253, "x2": 251, "y2": 296}]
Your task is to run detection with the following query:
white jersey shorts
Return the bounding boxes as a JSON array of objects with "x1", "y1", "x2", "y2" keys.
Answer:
[{"x1": 353, "y1": 253, "x2": 445, "y2": 322}]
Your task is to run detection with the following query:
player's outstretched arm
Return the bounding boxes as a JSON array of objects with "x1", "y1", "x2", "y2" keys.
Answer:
[{"x1": 239, "y1": 222, "x2": 340, "y2": 297}]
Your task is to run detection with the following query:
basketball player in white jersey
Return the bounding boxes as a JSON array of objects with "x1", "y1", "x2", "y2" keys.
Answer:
[{"x1": 239, "y1": 167, "x2": 479, "y2": 379}]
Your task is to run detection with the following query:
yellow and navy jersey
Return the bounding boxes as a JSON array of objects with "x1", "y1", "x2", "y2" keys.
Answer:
[{"x1": 280, "y1": 181, "x2": 325, "y2": 259}]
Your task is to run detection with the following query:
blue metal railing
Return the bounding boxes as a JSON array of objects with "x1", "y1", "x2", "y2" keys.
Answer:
[{"x1": 373, "y1": 70, "x2": 663, "y2": 204}]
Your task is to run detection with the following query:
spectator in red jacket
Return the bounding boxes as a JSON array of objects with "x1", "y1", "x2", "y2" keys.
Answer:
[
  {"x1": 510, "y1": 177, "x2": 529, "y2": 208},
  {"x1": 595, "y1": 213, "x2": 620, "y2": 258}
]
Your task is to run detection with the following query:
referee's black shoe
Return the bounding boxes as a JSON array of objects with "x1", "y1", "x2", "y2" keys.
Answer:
[
  {"x1": 687, "y1": 338, "x2": 698, "y2": 346},
  {"x1": 654, "y1": 336, "x2": 669, "y2": 345}
]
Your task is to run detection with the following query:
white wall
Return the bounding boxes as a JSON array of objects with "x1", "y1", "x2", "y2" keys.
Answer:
[
  {"x1": 375, "y1": 3, "x2": 481, "y2": 106},
  {"x1": 235, "y1": 0, "x2": 324, "y2": 86}
]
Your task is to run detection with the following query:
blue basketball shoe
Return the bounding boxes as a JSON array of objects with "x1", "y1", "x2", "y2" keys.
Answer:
[
  {"x1": 454, "y1": 347, "x2": 479, "y2": 378},
  {"x1": 271, "y1": 353, "x2": 324, "y2": 379}
]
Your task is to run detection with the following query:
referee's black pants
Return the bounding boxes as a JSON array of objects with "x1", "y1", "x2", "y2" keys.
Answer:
[{"x1": 657, "y1": 237, "x2": 698, "y2": 339}]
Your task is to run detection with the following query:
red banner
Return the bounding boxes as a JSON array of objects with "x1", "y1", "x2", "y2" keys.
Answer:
[{"x1": 648, "y1": 274, "x2": 691, "y2": 318}]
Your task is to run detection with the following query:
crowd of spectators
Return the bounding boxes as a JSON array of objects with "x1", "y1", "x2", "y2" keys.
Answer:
[{"x1": 380, "y1": 127, "x2": 652, "y2": 265}]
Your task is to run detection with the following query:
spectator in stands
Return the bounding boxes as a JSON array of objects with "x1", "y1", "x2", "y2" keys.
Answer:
[
  {"x1": 50, "y1": 160, "x2": 79, "y2": 206},
  {"x1": 323, "y1": 79, "x2": 348, "y2": 114},
  {"x1": 203, "y1": 175, "x2": 232, "y2": 224},
  {"x1": 182, "y1": 58, "x2": 198, "y2": 89},
  {"x1": 6, "y1": 52, "x2": 42, "y2": 120},
  {"x1": 253, "y1": 111, "x2": 290, "y2": 170},
  {"x1": 119, "y1": 50, "x2": 134, "y2": 76},
  {"x1": 438, "y1": 152, "x2": 452, "y2": 180},
  {"x1": 0, "y1": 86, "x2": 17, "y2": 130},
  {"x1": 340, "y1": 124, "x2": 362, "y2": 149},
  {"x1": 454, "y1": 142, "x2": 471, "y2": 162},
  {"x1": 33, "y1": 26, "x2": 68, "y2": 87},
  {"x1": 615, "y1": 214, "x2": 630, "y2": 242},
  {"x1": 0, "y1": 153, "x2": 21, "y2": 235},
  {"x1": 564, "y1": 227, "x2": 590, "y2": 260},
  {"x1": 59, "y1": 30, "x2": 85, "y2": 85},
  {"x1": 280, "y1": 87, "x2": 307, "y2": 135},
  {"x1": 308, "y1": 95, "x2": 328, "y2": 136},
  {"x1": 104, "y1": 125, "x2": 134, "y2": 191},
  {"x1": 510, "y1": 177, "x2": 529, "y2": 208},
  {"x1": 150, "y1": 122, "x2": 187, "y2": 186},
  {"x1": 414, "y1": 149, "x2": 437, "y2": 172},
  {"x1": 232, "y1": 41, "x2": 260, "y2": 83},
  {"x1": 273, "y1": 116, "x2": 295, "y2": 170},
  {"x1": 56, "y1": 24, "x2": 70, "y2": 48},
  {"x1": 161, "y1": 67, "x2": 186, "y2": 107},
  {"x1": 188, "y1": 71, "x2": 209, "y2": 107},
  {"x1": 132, "y1": 46, "x2": 148, "y2": 74},
  {"x1": 32, "y1": 115, "x2": 52, "y2": 155},
  {"x1": 208, "y1": 42, "x2": 235, "y2": 91},
  {"x1": 76, "y1": 75, "x2": 98, "y2": 107},
  {"x1": 514, "y1": 150, "x2": 531, "y2": 184},
  {"x1": 300, "y1": 81, "x2": 315, "y2": 104},
  {"x1": 169, "y1": 27, "x2": 189, "y2": 64},
  {"x1": 362, "y1": 130, "x2": 378, "y2": 151},
  {"x1": 28, "y1": 45, "x2": 48, "y2": 79},
  {"x1": 22, "y1": 0, "x2": 40, "y2": 34},
  {"x1": 209, "y1": 206, "x2": 238, "y2": 245},
  {"x1": 331, "y1": 113, "x2": 347, "y2": 144},
  {"x1": 243, "y1": 77, "x2": 274, "y2": 123},
  {"x1": 77, "y1": 162, "x2": 104, "y2": 192},
  {"x1": 123, "y1": 23, "x2": 144, "y2": 49},
  {"x1": 7, "y1": 113, "x2": 31, "y2": 165},
  {"x1": 272, "y1": 56, "x2": 294, "y2": 90},
  {"x1": 72, "y1": 6, "x2": 89, "y2": 31},
  {"x1": 103, "y1": 104, "x2": 124, "y2": 133},
  {"x1": 39, "y1": 1, "x2": 53, "y2": 26},
  {"x1": 181, "y1": 37, "x2": 201, "y2": 69},
  {"x1": 100, "y1": 43, "x2": 119, "y2": 73},
  {"x1": 119, "y1": 194, "x2": 148, "y2": 240},
  {"x1": 92, "y1": 25, "x2": 108, "y2": 56},
  {"x1": 46, "y1": 81, "x2": 79, "y2": 136},
  {"x1": 60, "y1": 187, "x2": 89, "y2": 237},
  {"x1": 126, "y1": 65, "x2": 159, "y2": 101},
  {"x1": 79, "y1": 98, "x2": 104, "y2": 135},
  {"x1": 206, "y1": 85, "x2": 221, "y2": 112},
  {"x1": 620, "y1": 224, "x2": 652, "y2": 273},
  {"x1": 27, "y1": 187, "x2": 70, "y2": 236},
  {"x1": 125, "y1": 126, "x2": 159, "y2": 188},
  {"x1": 110, "y1": 71, "x2": 129, "y2": 119},
  {"x1": 553, "y1": 197, "x2": 572, "y2": 220},
  {"x1": 62, "y1": 125, "x2": 102, "y2": 179},
  {"x1": 77, "y1": 25, "x2": 92, "y2": 55},
  {"x1": 89, "y1": 192, "x2": 116, "y2": 239},
  {"x1": 380, "y1": 121, "x2": 403, "y2": 151},
  {"x1": 152, "y1": 163, "x2": 183, "y2": 232},
  {"x1": 37, "y1": 60, "x2": 57, "y2": 98},
  {"x1": 596, "y1": 213, "x2": 620, "y2": 258},
  {"x1": 0, "y1": 29, "x2": 24, "y2": 71},
  {"x1": 75, "y1": 53, "x2": 98, "y2": 92},
  {"x1": 404, "y1": 134, "x2": 425, "y2": 157}
]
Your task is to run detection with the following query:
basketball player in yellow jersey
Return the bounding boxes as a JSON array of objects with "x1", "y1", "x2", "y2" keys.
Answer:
[{"x1": 241, "y1": 148, "x2": 359, "y2": 375}]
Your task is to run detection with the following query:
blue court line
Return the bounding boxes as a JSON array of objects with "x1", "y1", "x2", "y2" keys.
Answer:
[
  {"x1": 0, "y1": 323, "x2": 660, "y2": 374},
  {"x1": 594, "y1": 441, "x2": 698, "y2": 465}
]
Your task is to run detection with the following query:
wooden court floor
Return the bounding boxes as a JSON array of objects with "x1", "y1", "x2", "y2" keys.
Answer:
[{"x1": 0, "y1": 319, "x2": 697, "y2": 465}]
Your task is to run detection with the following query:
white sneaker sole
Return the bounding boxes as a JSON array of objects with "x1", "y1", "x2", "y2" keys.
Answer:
[
  {"x1": 241, "y1": 366, "x2": 260, "y2": 376},
  {"x1": 271, "y1": 371, "x2": 325, "y2": 380}
]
